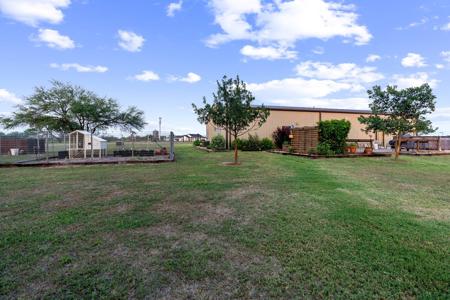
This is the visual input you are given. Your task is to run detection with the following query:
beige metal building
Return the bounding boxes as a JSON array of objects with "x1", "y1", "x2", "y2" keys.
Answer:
[{"x1": 206, "y1": 106, "x2": 392, "y2": 147}]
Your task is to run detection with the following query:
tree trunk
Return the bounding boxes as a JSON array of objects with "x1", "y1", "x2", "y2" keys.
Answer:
[
  {"x1": 234, "y1": 134, "x2": 238, "y2": 164},
  {"x1": 395, "y1": 133, "x2": 401, "y2": 159}
]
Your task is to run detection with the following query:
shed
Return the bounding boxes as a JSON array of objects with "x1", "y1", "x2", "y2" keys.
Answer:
[{"x1": 68, "y1": 130, "x2": 107, "y2": 159}]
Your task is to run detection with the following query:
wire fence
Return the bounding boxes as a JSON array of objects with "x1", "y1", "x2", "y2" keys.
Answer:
[{"x1": 0, "y1": 130, "x2": 180, "y2": 164}]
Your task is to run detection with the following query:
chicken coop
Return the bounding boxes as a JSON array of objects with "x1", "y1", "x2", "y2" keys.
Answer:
[{"x1": 68, "y1": 130, "x2": 107, "y2": 159}]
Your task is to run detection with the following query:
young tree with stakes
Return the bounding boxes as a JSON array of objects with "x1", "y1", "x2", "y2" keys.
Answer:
[
  {"x1": 359, "y1": 84, "x2": 436, "y2": 159},
  {"x1": 193, "y1": 76, "x2": 270, "y2": 164}
]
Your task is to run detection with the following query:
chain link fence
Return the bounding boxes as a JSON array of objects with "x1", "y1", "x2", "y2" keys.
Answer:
[{"x1": 0, "y1": 130, "x2": 177, "y2": 164}]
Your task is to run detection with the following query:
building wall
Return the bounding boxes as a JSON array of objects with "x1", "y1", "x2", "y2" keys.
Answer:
[{"x1": 206, "y1": 109, "x2": 393, "y2": 146}]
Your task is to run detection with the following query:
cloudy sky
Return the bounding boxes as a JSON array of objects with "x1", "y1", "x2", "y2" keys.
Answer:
[{"x1": 0, "y1": 0, "x2": 449, "y2": 135}]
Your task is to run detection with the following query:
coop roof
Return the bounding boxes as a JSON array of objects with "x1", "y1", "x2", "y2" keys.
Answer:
[{"x1": 70, "y1": 130, "x2": 107, "y2": 142}]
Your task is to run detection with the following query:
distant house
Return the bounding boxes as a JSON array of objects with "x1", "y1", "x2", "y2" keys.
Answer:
[{"x1": 174, "y1": 134, "x2": 206, "y2": 142}]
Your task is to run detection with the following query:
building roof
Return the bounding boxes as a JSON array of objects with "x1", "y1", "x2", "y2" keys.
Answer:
[
  {"x1": 256, "y1": 105, "x2": 372, "y2": 115},
  {"x1": 188, "y1": 133, "x2": 205, "y2": 138}
]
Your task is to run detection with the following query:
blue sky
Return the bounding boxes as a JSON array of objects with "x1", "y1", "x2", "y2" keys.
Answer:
[{"x1": 0, "y1": 0, "x2": 450, "y2": 135}]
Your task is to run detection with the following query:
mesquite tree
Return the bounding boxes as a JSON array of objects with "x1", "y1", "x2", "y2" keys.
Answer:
[
  {"x1": 193, "y1": 76, "x2": 270, "y2": 164},
  {"x1": 1, "y1": 81, "x2": 146, "y2": 157},
  {"x1": 359, "y1": 84, "x2": 436, "y2": 159}
]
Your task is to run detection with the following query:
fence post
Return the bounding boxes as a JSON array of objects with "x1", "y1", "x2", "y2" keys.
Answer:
[
  {"x1": 170, "y1": 132, "x2": 174, "y2": 160},
  {"x1": 46, "y1": 131, "x2": 49, "y2": 162}
]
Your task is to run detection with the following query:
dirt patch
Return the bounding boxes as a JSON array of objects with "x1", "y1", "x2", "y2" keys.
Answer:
[
  {"x1": 154, "y1": 200, "x2": 236, "y2": 225},
  {"x1": 133, "y1": 224, "x2": 180, "y2": 239},
  {"x1": 156, "y1": 235, "x2": 283, "y2": 299},
  {"x1": 107, "y1": 203, "x2": 133, "y2": 214},
  {"x1": 403, "y1": 206, "x2": 450, "y2": 222}
]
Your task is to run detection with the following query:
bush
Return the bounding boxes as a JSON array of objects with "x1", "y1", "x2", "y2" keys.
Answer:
[
  {"x1": 318, "y1": 119, "x2": 351, "y2": 154},
  {"x1": 317, "y1": 143, "x2": 335, "y2": 156},
  {"x1": 272, "y1": 126, "x2": 291, "y2": 149},
  {"x1": 200, "y1": 140, "x2": 210, "y2": 148},
  {"x1": 260, "y1": 138, "x2": 274, "y2": 150},
  {"x1": 247, "y1": 134, "x2": 261, "y2": 151},
  {"x1": 210, "y1": 135, "x2": 226, "y2": 150},
  {"x1": 232, "y1": 135, "x2": 274, "y2": 151},
  {"x1": 193, "y1": 140, "x2": 201, "y2": 146}
]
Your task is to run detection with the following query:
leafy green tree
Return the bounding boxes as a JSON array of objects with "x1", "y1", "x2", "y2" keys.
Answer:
[
  {"x1": 193, "y1": 76, "x2": 270, "y2": 164},
  {"x1": 359, "y1": 84, "x2": 436, "y2": 159},
  {"x1": 1, "y1": 81, "x2": 145, "y2": 132}
]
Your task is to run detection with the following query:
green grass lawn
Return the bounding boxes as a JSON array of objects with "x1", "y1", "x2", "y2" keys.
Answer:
[{"x1": 1, "y1": 144, "x2": 449, "y2": 299}]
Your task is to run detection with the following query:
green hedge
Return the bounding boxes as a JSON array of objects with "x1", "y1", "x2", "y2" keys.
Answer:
[
  {"x1": 233, "y1": 135, "x2": 274, "y2": 151},
  {"x1": 318, "y1": 119, "x2": 351, "y2": 154}
]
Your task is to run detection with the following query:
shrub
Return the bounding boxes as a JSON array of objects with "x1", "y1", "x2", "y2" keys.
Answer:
[
  {"x1": 308, "y1": 147, "x2": 318, "y2": 155},
  {"x1": 317, "y1": 143, "x2": 335, "y2": 156},
  {"x1": 272, "y1": 126, "x2": 291, "y2": 149},
  {"x1": 247, "y1": 134, "x2": 261, "y2": 151},
  {"x1": 200, "y1": 140, "x2": 210, "y2": 148},
  {"x1": 318, "y1": 119, "x2": 351, "y2": 154},
  {"x1": 260, "y1": 138, "x2": 274, "y2": 150},
  {"x1": 210, "y1": 135, "x2": 226, "y2": 150},
  {"x1": 193, "y1": 140, "x2": 201, "y2": 146},
  {"x1": 232, "y1": 135, "x2": 274, "y2": 151}
]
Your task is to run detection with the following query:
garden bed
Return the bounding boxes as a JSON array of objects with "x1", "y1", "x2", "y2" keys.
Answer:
[
  {"x1": 400, "y1": 150, "x2": 450, "y2": 156},
  {"x1": 270, "y1": 150, "x2": 393, "y2": 159}
]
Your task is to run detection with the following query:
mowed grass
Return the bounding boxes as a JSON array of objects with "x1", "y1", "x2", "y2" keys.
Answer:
[{"x1": 0, "y1": 144, "x2": 449, "y2": 299}]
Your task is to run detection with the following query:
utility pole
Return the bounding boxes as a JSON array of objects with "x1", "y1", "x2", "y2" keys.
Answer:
[{"x1": 159, "y1": 117, "x2": 162, "y2": 141}]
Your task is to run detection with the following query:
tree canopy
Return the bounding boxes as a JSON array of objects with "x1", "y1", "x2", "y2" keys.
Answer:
[
  {"x1": 359, "y1": 83, "x2": 436, "y2": 158},
  {"x1": 0, "y1": 80, "x2": 146, "y2": 134},
  {"x1": 193, "y1": 75, "x2": 270, "y2": 164}
]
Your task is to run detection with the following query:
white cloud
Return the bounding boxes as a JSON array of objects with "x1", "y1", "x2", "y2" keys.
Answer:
[
  {"x1": 269, "y1": 97, "x2": 370, "y2": 110},
  {"x1": 117, "y1": 30, "x2": 145, "y2": 52},
  {"x1": 401, "y1": 52, "x2": 427, "y2": 68},
  {"x1": 167, "y1": 1, "x2": 182, "y2": 17},
  {"x1": 392, "y1": 72, "x2": 438, "y2": 89},
  {"x1": 436, "y1": 64, "x2": 445, "y2": 69},
  {"x1": 240, "y1": 45, "x2": 297, "y2": 60},
  {"x1": 206, "y1": 0, "x2": 372, "y2": 52},
  {"x1": 366, "y1": 54, "x2": 381, "y2": 63},
  {"x1": 441, "y1": 22, "x2": 450, "y2": 31},
  {"x1": 295, "y1": 61, "x2": 384, "y2": 83},
  {"x1": 133, "y1": 71, "x2": 160, "y2": 82},
  {"x1": 0, "y1": 89, "x2": 23, "y2": 104},
  {"x1": 396, "y1": 17, "x2": 429, "y2": 31},
  {"x1": 247, "y1": 77, "x2": 358, "y2": 101},
  {"x1": 169, "y1": 72, "x2": 202, "y2": 83},
  {"x1": 50, "y1": 63, "x2": 108, "y2": 73},
  {"x1": 312, "y1": 46, "x2": 325, "y2": 55},
  {"x1": 441, "y1": 51, "x2": 450, "y2": 63},
  {"x1": 432, "y1": 107, "x2": 450, "y2": 119},
  {"x1": 247, "y1": 76, "x2": 370, "y2": 108},
  {"x1": 0, "y1": 0, "x2": 71, "y2": 26},
  {"x1": 35, "y1": 28, "x2": 75, "y2": 49}
]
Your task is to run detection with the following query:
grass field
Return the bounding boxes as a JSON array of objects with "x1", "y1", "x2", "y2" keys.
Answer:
[{"x1": 1, "y1": 144, "x2": 449, "y2": 299}]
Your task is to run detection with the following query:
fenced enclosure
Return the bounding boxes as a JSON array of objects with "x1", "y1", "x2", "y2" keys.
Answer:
[{"x1": 0, "y1": 130, "x2": 176, "y2": 165}]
